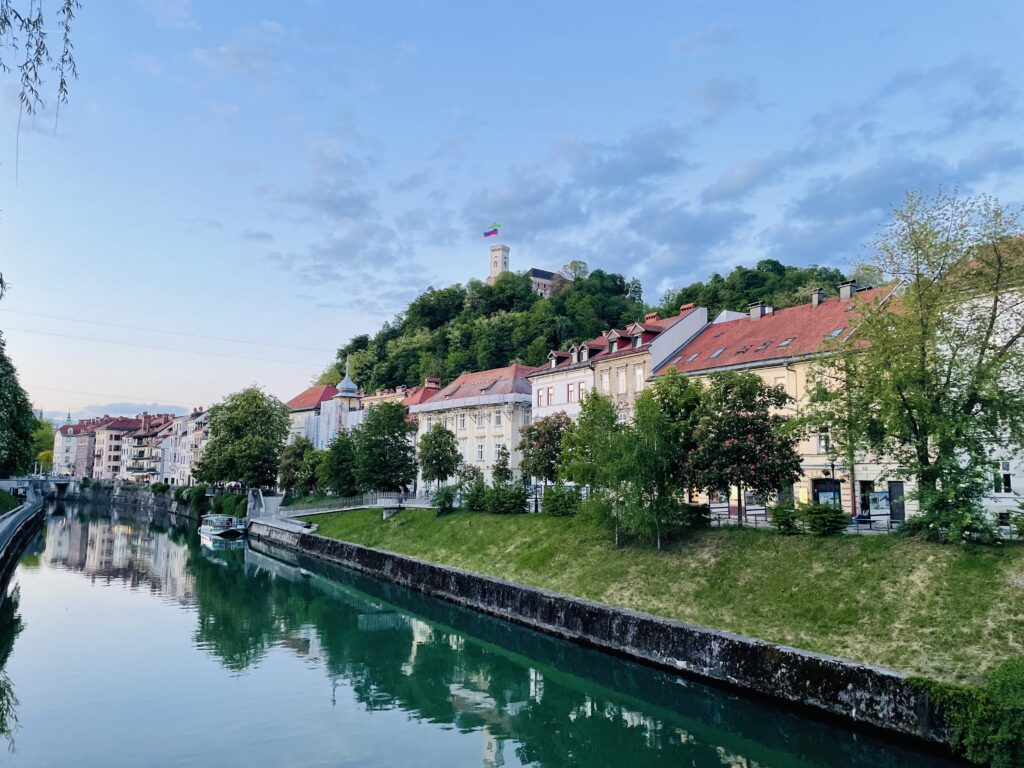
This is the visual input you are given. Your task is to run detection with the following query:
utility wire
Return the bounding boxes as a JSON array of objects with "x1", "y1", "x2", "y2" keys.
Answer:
[
  {"x1": 0, "y1": 307, "x2": 336, "y2": 353},
  {"x1": 2, "y1": 326, "x2": 324, "y2": 368},
  {"x1": 25, "y1": 385, "x2": 197, "y2": 409}
]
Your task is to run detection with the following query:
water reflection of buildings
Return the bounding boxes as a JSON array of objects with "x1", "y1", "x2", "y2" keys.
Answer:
[{"x1": 43, "y1": 516, "x2": 195, "y2": 602}]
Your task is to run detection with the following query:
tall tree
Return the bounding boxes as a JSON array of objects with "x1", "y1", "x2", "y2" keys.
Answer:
[
  {"x1": 353, "y1": 401, "x2": 416, "y2": 492},
  {"x1": 197, "y1": 387, "x2": 290, "y2": 488},
  {"x1": 810, "y1": 191, "x2": 1024, "y2": 540},
  {"x1": 491, "y1": 444, "x2": 513, "y2": 485},
  {"x1": 559, "y1": 392, "x2": 622, "y2": 494},
  {"x1": 647, "y1": 369, "x2": 703, "y2": 497},
  {"x1": 31, "y1": 417, "x2": 54, "y2": 459},
  {"x1": 278, "y1": 436, "x2": 314, "y2": 494},
  {"x1": 318, "y1": 431, "x2": 359, "y2": 497},
  {"x1": 618, "y1": 392, "x2": 676, "y2": 549},
  {"x1": 690, "y1": 372, "x2": 803, "y2": 523},
  {"x1": 0, "y1": 333, "x2": 34, "y2": 476},
  {"x1": 518, "y1": 412, "x2": 574, "y2": 486},
  {"x1": 418, "y1": 423, "x2": 460, "y2": 486}
]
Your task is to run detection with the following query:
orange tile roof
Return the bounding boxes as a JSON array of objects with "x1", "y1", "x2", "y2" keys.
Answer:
[
  {"x1": 287, "y1": 384, "x2": 339, "y2": 410},
  {"x1": 658, "y1": 287, "x2": 893, "y2": 376},
  {"x1": 420, "y1": 364, "x2": 539, "y2": 405}
]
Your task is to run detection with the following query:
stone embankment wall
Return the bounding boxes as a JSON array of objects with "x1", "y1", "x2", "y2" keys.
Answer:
[
  {"x1": 77, "y1": 485, "x2": 190, "y2": 516},
  {"x1": 249, "y1": 520, "x2": 947, "y2": 746},
  {"x1": 0, "y1": 492, "x2": 45, "y2": 589}
]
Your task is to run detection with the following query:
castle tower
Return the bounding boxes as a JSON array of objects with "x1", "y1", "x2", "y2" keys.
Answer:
[{"x1": 486, "y1": 244, "x2": 510, "y2": 285}]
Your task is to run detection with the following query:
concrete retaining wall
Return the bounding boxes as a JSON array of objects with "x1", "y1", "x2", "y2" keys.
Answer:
[{"x1": 248, "y1": 520, "x2": 946, "y2": 745}]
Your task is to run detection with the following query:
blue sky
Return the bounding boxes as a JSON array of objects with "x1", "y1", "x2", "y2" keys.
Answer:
[{"x1": 2, "y1": 1, "x2": 1022, "y2": 419}]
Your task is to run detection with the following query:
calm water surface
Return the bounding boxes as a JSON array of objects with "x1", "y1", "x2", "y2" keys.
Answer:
[{"x1": 0, "y1": 503, "x2": 960, "y2": 767}]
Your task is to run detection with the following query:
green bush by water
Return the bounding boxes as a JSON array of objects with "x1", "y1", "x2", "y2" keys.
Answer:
[
  {"x1": 913, "y1": 656, "x2": 1024, "y2": 767},
  {"x1": 211, "y1": 493, "x2": 247, "y2": 517}
]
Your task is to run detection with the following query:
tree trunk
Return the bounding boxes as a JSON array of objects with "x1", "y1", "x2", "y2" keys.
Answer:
[{"x1": 736, "y1": 483, "x2": 745, "y2": 526}]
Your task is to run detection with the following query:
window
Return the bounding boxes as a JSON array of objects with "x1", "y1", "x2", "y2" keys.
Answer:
[
  {"x1": 494, "y1": 412, "x2": 502, "y2": 426},
  {"x1": 736, "y1": 345, "x2": 751, "y2": 354},
  {"x1": 577, "y1": 381, "x2": 586, "y2": 401},
  {"x1": 755, "y1": 341, "x2": 771, "y2": 352},
  {"x1": 993, "y1": 461, "x2": 1013, "y2": 493},
  {"x1": 634, "y1": 365, "x2": 645, "y2": 391},
  {"x1": 616, "y1": 367, "x2": 626, "y2": 392},
  {"x1": 476, "y1": 414, "x2": 485, "y2": 428},
  {"x1": 476, "y1": 443, "x2": 484, "y2": 461},
  {"x1": 778, "y1": 337, "x2": 795, "y2": 348},
  {"x1": 567, "y1": 383, "x2": 576, "y2": 403},
  {"x1": 829, "y1": 327, "x2": 845, "y2": 338},
  {"x1": 458, "y1": 414, "x2": 466, "y2": 430},
  {"x1": 710, "y1": 347, "x2": 725, "y2": 359},
  {"x1": 523, "y1": 412, "x2": 531, "y2": 425},
  {"x1": 633, "y1": 336, "x2": 642, "y2": 348},
  {"x1": 547, "y1": 386, "x2": 554, "y2": 405},
  {"x1": 817, "y1": 428, "x2": 831, "y2": 454},
  {"x1": 774, "y1": 375, "x2": 786, "y2": 391},
  {"x1": 493, "y1": 443, "x2": 503, "y2": 459},
  {"x1": 600, "y1": 370, "x2": 610, "y2": 393},
  {"x1": 426, "y1": 417, "x2": 433, "y2": 430},
  {"x1": 536, "y1": 389, "x2": 544, "y2": 407},
  {"x1": 685, "y1": 352, "x2": 699, "y2": 363}
]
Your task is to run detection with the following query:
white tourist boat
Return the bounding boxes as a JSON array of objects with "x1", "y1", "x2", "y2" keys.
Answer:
[{"x1": 199, "y1": 514, "x2": 247, "y2": 541}]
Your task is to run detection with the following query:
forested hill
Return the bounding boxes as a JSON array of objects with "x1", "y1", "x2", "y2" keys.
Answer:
[{"x1": 320, "y1": 260, "x2": 851, "y2": 392}]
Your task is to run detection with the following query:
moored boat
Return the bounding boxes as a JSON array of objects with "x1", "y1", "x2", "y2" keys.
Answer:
[{"x1": 199, "y1": 514, "x2": 247, "y2": 540}]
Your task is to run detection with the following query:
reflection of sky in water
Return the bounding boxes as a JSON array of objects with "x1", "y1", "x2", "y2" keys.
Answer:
[{"x1": 0, "y1": 509, "x2": 959, "y2": 768}]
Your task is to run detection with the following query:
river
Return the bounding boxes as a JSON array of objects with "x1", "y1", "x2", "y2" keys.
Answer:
[{"x1": 0, "y1": 502, "x2": 960, "y2": 767}]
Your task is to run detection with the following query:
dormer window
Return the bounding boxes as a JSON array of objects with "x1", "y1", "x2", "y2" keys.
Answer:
[
  {"x1": 633, "y1": 336, "x2": 642, "y2": 348},
  {"x1": 609, "y1": 340, "x2": 617, "y2": 353},
  {"x1": 580, "y1": 347, "x2": 589, "y2": 361}
]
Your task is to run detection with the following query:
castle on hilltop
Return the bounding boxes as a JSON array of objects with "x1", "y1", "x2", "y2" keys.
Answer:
[{"x1": 485, "y1": 243, "x2": 564, "y2": 297}]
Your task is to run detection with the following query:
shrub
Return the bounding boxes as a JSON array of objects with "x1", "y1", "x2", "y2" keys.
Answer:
[
  {"x1": 485, "y1": 484, "x2": 528, "y2": 515},
  {"x1": 543, "y1": 483, "x2": 581, "y2": 516},
  {"x1": 463, "y1": 479, "x2": 488, "y2": 513},
  {"x1": 675, "y1": 502, "x2": 711, "y2": 529},
  {"x1": 212, "y1": 493, "x2": 247, "y2": 517},
  {"x1": 173, "y1": 486, "x2": 188, "y2": 503},
  {"x1": 1008, "y1": 507, "x2": 1024, "y2": 539},
  {"x1": 902, "y1": 502, "x2": 1000, "y2": 545},
  {"x1": 79, "y1": 477, "x2": 92, "y2": 489},
  {"x1": 432, "y1": 485, "x2": 458, "y2": 516},
  {"x1": 800, "y1": 502, "x2": 849, "y2": 536},
  {"x1": 915, "y1": 657, "x2": 1024, "y2": 768},
  {"x1": 150, "y1": 482, "x2": 170, "y2": 495},
  {"x1": 770, "y1": 501, "x2": 802, "y2": 535}
]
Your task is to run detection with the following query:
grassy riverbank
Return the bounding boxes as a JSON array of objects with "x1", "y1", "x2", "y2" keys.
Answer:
[
  {"x1": 305, "y1": 507, "x2": 1024, "y2": 685},
  {"x1": 0, "y1": 490, "x2": 19, "y2": 514}
]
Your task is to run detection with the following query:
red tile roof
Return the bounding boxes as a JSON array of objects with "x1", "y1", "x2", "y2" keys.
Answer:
[
  {"x1": 98, "y1": 417, "x2": 143, "y2": 432},
  {"x1": 657, "y1": 287, "x2": 893, "y2": 376},
  {"x1": 287, "y1": 384, "x2": 339, "y2": 411},
  {"x1": 402, "y1": 383, "x2": 442, "y2": 408},
  {"x1": 420, "y1": 364, "x2": 540, "y2": 405}
]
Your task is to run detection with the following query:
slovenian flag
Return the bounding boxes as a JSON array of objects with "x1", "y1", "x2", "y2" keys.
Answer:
[{"x1": 483, "y1": 223, "x2": 501, "y2": 237}]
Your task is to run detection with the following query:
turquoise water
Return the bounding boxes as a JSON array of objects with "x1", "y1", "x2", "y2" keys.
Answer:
[{"x1": 0, "y1": 504, "x2": 960, "y2": 767}]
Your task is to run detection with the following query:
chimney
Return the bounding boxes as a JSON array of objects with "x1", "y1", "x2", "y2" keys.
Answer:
[
  {"x1": 678, "y1": 303, "x2": 695, "y2": 315},
  {"x1": 748, "y1": 301, "x2": 766, "y2": 321},
  {"x1": 424, "y1": 376, "x2": 441, "y2": 390},
  {"x1": 839, "y1": 280, "x2": 858, "y2": 301},
  {"x1": 810, "y1": 287, "x2": 825, "y2": 308},
  {"x1": 644, "y1": 311, "x2": 661, "y2": 323}
]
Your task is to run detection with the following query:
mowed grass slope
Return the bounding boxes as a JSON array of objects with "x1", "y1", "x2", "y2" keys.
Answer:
[
  {"x1": 306, "y1": 508, "x2": 1024, "y2": 684},
  {"x1": 0, "y1": 490, "x2": 20, "y2": 514}
]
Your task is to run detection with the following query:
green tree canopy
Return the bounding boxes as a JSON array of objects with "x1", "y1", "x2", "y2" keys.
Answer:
[
  {"x1": 559, "y1": 392, "x2": 623, "y2": 494},
  {"x1": 279, "y1": 436, "x2": 314, "y2": 494},
  {"x1": 418, "y1": 423, "x2": 460, "y2": 485},
  {"x1": 353, "y1": 402, "x2": 417, "y2": 492},
  {"x1": 689, "y1": 371, "x2": 803, "y2": 522},
  {"x1": 518, "y1": 412, "x2": 574, "y2": 485},
  {"x1": 810, "y1": 191, "x2": 1024, "y2": 540},
  {"x1": 659, "y1": 260, "x2": 849, "y2": 320},
  {"x1": 197, "y1": 387, "x2": 290, "y2": 488},
  {"x1": 319, "y1": 431, "x2": 359, "y2": 497},
  {"x1": 0, "y1": 333, "x2": 35, "y2": 476},
  {"x1": 32, "y1": 418, "x2": 54, "y2": 459}
]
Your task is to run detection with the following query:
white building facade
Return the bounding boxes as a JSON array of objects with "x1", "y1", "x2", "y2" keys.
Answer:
[{"x1": 409, "y1": 364, "x2": 536, "y2": 485}]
